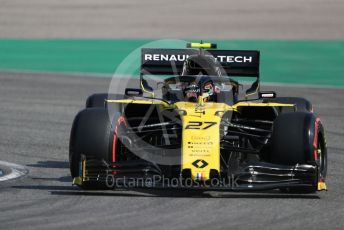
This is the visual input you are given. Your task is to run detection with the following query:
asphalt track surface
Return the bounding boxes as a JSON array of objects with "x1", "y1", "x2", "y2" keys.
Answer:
[
  {"x1": 1, "y1": 0, "x2": 344, "y2": 39},
  {"x1": 0, "y1": 71, "x2": 343, "y2": 229}
]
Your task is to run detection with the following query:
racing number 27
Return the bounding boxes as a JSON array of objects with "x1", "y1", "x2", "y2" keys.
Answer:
[{"x1": 185, "y1": 121, "x2": 217, "y2": 130}]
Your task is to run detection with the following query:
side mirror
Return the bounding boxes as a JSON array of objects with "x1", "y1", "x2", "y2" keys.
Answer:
[
  {"x1": 141, "y1": 79, "x2": 154, "y2": 92},
  {"x1": 259, "y1": 91, "x2": 277, "y2": 99},
  {"x1": 125, "y1": 88, "x2": 143, "y2": 97},
  {"x1": 245, "y1": 79, "x2": 260, "y2": 98}
]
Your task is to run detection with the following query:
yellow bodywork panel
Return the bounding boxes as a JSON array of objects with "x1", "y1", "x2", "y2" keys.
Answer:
[
  {"x1": 106, "y1": 98, "x2": 294, "y2": 110},
  {"x1": 72, "y1": 177, "x2": 82, "y2": 186},
  {"x1": 233, "y1": 101, "x2": 294, "y2": 109},
  {"x1": 189, "y1": 42, "x2": 215, "y2": 49},
  {"x1": 318, "y1": 181, "x2": 327, "y2": 191},
  {"x1": 175, "y1": 101, "x2": 232, "y2": 180}
]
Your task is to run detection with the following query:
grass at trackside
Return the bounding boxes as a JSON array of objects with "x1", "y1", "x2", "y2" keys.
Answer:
[{"x1": 0, "y1": 39, "x2": 343, "y2": 87}]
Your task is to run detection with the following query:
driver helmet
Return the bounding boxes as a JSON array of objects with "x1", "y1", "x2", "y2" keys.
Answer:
[{"x1": 183, "y1": 82, "x2": 200, "y2": 102}]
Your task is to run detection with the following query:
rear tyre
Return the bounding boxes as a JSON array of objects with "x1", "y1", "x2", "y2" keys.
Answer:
[
  {"x1": 69, "y1": 108, "x2": 114, "y2": 189},
  {"x1": 264, "y1": 97, "x2": 313, "y2": 113},
  {"x1": 270, "y1": 112, "x2": 327, "y2": 193},
  {"x1": 86, "y1": 93, "x2": 124, "y2": 108}
]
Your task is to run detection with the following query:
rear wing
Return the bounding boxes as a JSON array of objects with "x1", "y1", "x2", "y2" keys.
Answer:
[{"x1": 141, "y1": 48, "x2": 260, "y2": 77}]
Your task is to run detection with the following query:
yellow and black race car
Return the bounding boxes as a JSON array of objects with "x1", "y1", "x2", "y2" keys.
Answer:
[{"x1": 69, "y1": 42, "x2": 327, "y2": 193}]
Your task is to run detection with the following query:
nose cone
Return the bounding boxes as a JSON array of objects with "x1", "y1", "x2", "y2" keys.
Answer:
[{"x1": 179, "y1": 103, "x2": 222, "y2": 181}]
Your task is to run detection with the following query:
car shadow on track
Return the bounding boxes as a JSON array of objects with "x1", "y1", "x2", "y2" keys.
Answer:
[
  {"x1": 27, "y1": 160, "x2": 69, "y2": 169},
  {"x1": 51, "y1": 190, "x2": 320, "y2": 199},
  {"x1": 30, "y1": 175, "x2": 72, "y2": 183}
]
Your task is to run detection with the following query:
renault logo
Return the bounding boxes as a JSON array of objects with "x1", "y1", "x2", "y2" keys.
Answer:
[{"x1": 192, "y1": 159, "x2": 208, "y2": 169}]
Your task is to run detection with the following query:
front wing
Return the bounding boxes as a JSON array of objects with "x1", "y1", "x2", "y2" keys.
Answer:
[{"x1": 73, "y1": 158, "x2": 326, "y2": 192}]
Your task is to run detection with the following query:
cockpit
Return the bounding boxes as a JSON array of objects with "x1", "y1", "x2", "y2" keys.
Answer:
[{"x1": 162, "y1": 75, "x2": 236, "y2": 104}]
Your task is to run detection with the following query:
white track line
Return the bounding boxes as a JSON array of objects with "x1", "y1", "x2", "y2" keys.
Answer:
[{"x1": 0, "y1": 161, "x2": 28, "y2": 182}]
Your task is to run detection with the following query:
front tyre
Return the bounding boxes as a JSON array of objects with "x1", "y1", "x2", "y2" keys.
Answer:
[
  {"x1": 69, "y1": 108, "x2": 114, "y2": 189},
  {"x1": 270, "y1": 112, "x2": 327, "y2": 193}
]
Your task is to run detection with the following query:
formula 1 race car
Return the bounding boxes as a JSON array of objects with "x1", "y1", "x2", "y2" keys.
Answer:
[{"x1": 69, "y1": 42, "x2": 327, "y2": 193}]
